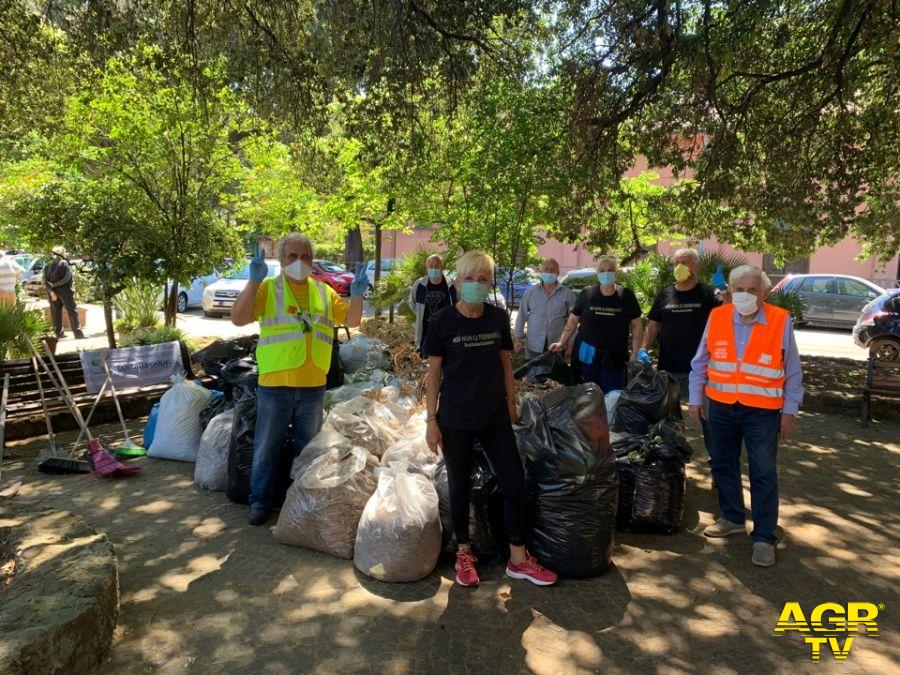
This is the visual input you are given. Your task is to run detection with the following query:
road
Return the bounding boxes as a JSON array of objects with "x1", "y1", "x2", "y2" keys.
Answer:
[{"x1": 49, "y1": 300, "x2": 868, "y2": 361}]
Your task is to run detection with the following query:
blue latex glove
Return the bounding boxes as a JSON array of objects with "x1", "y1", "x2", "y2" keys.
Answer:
[
  {"x1": 637, "y1": 348, "x2": 652, "y2": 364},
  {"x1": 712, "y1": 265, "x2": 727, "y2": 290},
  {"x1": 349, "y1": 262, "x2": 369, "y2": 297},
  {"x1": 248, "y1": 252, "x2": 267, "y2": 283}
]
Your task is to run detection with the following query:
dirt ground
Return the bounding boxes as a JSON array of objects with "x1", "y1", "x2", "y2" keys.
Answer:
[{"x1": 1, "y1": 410, "x2": 898, "y2": 674}]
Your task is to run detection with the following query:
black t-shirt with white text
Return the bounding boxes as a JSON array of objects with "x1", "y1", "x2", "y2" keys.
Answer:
[
  {"x1": 427, "y1": 303, "x2": 514, "y2": 430},
  {"x1": 572, "y1": 285, "x2": 642, "y2": 366},
  {"x1": 648, "y1": 283, "x2": 721, "y2": 373},
  {"x1": 421, "y1": 278, "x2": 452, "y2": 344}
]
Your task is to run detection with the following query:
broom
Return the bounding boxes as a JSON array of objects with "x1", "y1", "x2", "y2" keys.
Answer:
[
  {"x1": 102, "y1": 357, "x2": 147, "y2": 457},
  {"x1": 29, "y1": 350, "x2": 91, "y2": 475},
  {"x1": 34, "y1": 339, "x2": 141, "y2": 478}
]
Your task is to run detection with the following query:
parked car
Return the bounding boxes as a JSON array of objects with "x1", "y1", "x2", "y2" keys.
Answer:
[
  {"x1": 364, "y1": 258, "x2": 397, "y2": 292},
  {"x1": 312, "y1": 259, "x2": 354, "y2": 296},
  {"x1": 560, "y1": 267, "x2": 597, "y2": 287},
  {"x1": 496, "y1": 267, "x2": 540, "y2": 306},
  {"x1": 853, "y1": 289, "x2": 900, "y2": 361},
  {"x1": 158, "y1": 270, "x2": 223, "y2": 313},
  {"x1": 773, "y1": 274, "x2": 885, "y2": 328},
  {"x1": 202, "y1": 260, "x2": 281, "y2": 317}
]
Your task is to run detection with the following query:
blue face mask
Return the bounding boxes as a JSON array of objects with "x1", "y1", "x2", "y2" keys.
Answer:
[
  {"x1": 427, "y1": 268, "x2": 442, "y2": 281},
  {"x1": 540, "y1": 272, "x2": 558, "y2": 285},
  {"x1": 460, "y1": 281, "x2": 489, "y2": 304},
  {"x1": 597, "y1": 271, "x2": 616, "y2": 286}
]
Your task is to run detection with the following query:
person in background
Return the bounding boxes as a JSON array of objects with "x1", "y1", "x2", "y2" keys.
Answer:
[
  {"x1": 0, "y1": 255, "x2": 24, "y2": 307},
  {"x1": 688, "y1": 265, "x2": 803, "y2": 567},
  {"x1": 231, "y1": 233, "x2": 368, "y2": 525},
  {"x1": 514, "y1": 258, "x2": 576, "y2": 359},
  {"x1": 549, "y1": 255, "x2": 643, "y2": 393},
  {"x1": 425, "y1": 250, "x2": 557, "y2": 588},
  {"x1": 42, "y1": 246, "x2": 85, "y2": 339},
  {"x1": 409, "y1": 254, "x2": 457, "y2": 356}
]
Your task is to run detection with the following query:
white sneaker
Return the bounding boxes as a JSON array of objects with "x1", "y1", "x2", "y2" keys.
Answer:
[
  {"x1": 703, "y1": 518, "x2": 746, "y2": 538},
  {"x1": 752, "y1": 542, "x2": 776, "y2": 567}
]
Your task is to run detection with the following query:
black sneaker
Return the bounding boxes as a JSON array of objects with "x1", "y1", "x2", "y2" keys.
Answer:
[
  {"x1": 248, "y1": 508, "x2": 268, "y2": 526},
  {"x1": 74, "y1": 330, "x2": 86, "y2": 339}
]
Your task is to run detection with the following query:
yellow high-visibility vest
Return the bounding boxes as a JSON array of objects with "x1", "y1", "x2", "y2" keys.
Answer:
[{"x1": 256, "y1": 275, "x2": 334, "y2": 375}]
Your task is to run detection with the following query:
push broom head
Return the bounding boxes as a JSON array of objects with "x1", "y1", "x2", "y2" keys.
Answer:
[
  {"x1": 112, "y1": 438, "x2": 147, "y2": 458},
  {"x1": 37, "y1": 443, "x2": 91, "y2": 474}
]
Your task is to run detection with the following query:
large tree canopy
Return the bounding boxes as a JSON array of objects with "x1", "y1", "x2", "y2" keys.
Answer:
[{"x1": 1, "y1": 0, "x2": 897, "y2": 263}]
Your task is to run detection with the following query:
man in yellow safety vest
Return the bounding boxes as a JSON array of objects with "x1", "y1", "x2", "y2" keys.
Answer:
[{"x1": 232, "y1": 233, "x2": 367, "y2": 525}]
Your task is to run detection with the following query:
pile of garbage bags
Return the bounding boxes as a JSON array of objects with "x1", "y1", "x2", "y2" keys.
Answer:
[
  {"x1": 611, "y1": 364, "x2": 692, "y2": 534},
  {"x1": 513, "y1": 351, "x2": 579, "y2": 386},
  {"x1": 273, "y1": 425, "x2": 378, "y2": 559},
  {"x1": 516, "y1": 384, "x2": 618, "y2": 577}
]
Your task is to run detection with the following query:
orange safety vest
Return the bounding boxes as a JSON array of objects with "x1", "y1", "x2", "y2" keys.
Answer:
[{"x1": 705, "y1": 303, "x2": 788, "y2": 410}]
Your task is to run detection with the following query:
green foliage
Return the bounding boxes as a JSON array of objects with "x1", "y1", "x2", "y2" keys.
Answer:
[
  {"x1": 562, "y1": 275, "x2": 595, "y2": 292},
  {"x1": 119, "y1": 325, "x2": 189, "y2": 348},
  {"x1": 0, "y1": 302, "x2": 51, "y2": 360},
  {"x1": 767, "y1": 290, "x2": 807, "y2": 325},
  {"x1": 114, "y1": 278, "x2": 162, "y2": 334}
]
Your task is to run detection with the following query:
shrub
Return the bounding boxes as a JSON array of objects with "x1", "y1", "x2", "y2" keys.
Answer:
[
  {"x1": 119, "y1": 325, "x2": 192, "y2": 349},
  {"x1": 0, "y1": 302, "x2": 51, "y2": 360},
  {"x1": 114, "y1": 278, "x2": 162, "y2": 334},
  {"x1": 767, "y1": 289, "x2": 806, "y2": 323}
]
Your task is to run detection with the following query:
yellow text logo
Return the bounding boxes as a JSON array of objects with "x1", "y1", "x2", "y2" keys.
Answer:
[{"x1": 774, "y1": 602, "x2": 881, "y2": 662}]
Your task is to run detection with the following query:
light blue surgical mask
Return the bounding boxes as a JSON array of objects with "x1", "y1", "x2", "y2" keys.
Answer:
[
  {"x1": 427, "y1": 268, "x2": 442, "y2": 281},
  {"x1": 597, "y1": 271, "x2": 616, "y2": 286},
  {"x1": 460, "y1": 281, "x2": 489, "y2": 304},
  {"x1": 540, "y1": 272, "x2": 558, "y2": 285}
]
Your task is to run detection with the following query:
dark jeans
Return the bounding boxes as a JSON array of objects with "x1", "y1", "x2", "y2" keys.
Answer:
[
  {"x1": 580, "y1": 359, "x2": 626, "y2": 394},
  {"x1": 48, "y1": 284, "x2": 81, "y2": 336},
  {"x1": 439, "y1": 422, "x2": 527, "y2": 547},
  {"x1": 706, "y1": 400, "x2": 780, "y2": 544},
  {"x1": 249, "y1": 385, "x2": 325, "y2": 510}
]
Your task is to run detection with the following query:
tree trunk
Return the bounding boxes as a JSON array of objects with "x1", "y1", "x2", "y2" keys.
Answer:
[
  {"x1": 374, "y1": 220, "x2": 382, "y2": 318},
  {"x1": 102, "y1": 287, "x2": 117, "y2": 349},
  {"x1": 164, "y1": 281, "x2": 179, "y2": 327},
  {"x1": 344, "y1": 225, "x2": 363, "y2": 268}
]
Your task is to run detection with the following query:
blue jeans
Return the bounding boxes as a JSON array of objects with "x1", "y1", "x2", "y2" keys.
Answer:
[
  {"x1": 706, "y1": 400, "x2": 780, "y2": 544},
  {"x1": 249, "y1": 385, "x2": 326, "y2": 510},
  {"x1": 580, "y1": 360, "x2": 625, "y2": 394}
]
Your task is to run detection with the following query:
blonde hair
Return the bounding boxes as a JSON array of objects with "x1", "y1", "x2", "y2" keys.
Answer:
[
  {"x1": 456, "y1": 250, "x2": 495, "y2": 281},
  {"x1": 595, "y1": 254, "x2": 618, "y2": 272}
]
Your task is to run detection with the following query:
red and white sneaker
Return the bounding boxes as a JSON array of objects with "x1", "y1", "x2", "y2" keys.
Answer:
[
  {"x1": 506, "y1": 554, "x2": 558, "y2": 586},
  {"x1": 455, "y1": 549, "x2": 480, "y2": 587}
]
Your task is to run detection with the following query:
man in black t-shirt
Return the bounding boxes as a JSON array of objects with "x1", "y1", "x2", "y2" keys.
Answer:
[
  {"x1": 409, "y1": 254, "x2": 457, "y2": 356},
  {"x1": 642, "y1": 248, "x2": 722, "y2": 397}
]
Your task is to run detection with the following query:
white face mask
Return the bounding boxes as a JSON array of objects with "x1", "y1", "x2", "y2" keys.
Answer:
[
  {"x1": 283, "y1": 259, "x2": 311, "y2": 281},
  {"x1": 732, "y1": 291, "x2": 759, "y2": 316}
]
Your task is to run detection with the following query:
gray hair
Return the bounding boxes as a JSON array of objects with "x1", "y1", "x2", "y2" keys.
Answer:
[
  {"x1": 673, "y1": 248, "x2": 700, "y2": 264},
  {"x1": 426, "y1": 254, "x2": 444, "y2": 265},
  {"x1": 277, "y1": 233, "x2": 315, "y2": 260},
  {"x1": 728, "y1": 264, "x2": 772, "y2": 290},
  {"x1": 595, "y1": 254, "x2": 618, "y2": 272}
]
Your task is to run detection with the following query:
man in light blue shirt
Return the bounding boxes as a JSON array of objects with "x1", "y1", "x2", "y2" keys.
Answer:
[
  {"x1": 514, "y1": 258, "x2": 576, "y2": 359},
  {"x1": 688, "y1": 265, "x2": 803, "y2": 568}
]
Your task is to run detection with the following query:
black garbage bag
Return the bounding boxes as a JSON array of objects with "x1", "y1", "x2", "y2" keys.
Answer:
[
  {"x1": 193, "y1": 336, "x2": 257, "y2": 384},
  {"x1": 616, "y1": 460, "x2": 686, "y2": 534},
  {"x1": 513, "y1": 351, "x2": 578, "y2": 386},
  {"x1": 219, "y1": 357, "x2": 259, "y2": 400},
  {"x1": 326, "y1": 332, "x2": 345, "y2": 390},
  {"x1": 516, "y1": 383, "x2": 618, "y2": 577},
  {"x1": 199, "y1": 390, "x2": 232, "y2": 432},
  {"x1": 611, "y1": 363, "x2": 681, "y2": 435},
  {"x1": 612, "y1": 418, "x2": 692, "y2": 534},
  {"x1": 225, "y1": 391, "x2": 294, "y2": 505},
  {"x1": 432, "y1": 442, "x2": 509, "y2": 564}
]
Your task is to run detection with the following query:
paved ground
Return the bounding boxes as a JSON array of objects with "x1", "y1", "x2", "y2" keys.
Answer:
[{"x1": 2, "y1": 411, "x2": 897, "y2": 673}]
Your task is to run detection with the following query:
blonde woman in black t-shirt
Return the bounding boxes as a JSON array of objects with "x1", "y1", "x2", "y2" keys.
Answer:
[{"x1": 425, "y1": 250, "x2": 557, "y2": 588}]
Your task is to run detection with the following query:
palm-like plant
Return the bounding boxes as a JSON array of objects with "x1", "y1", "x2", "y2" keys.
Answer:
[
  {"x1": 114, "y1": 278, "x2": 163, "y2": 334},
  {"x1": 0, "y1": 302, "x2": 51, "y2": 360},
  {"x1": 767, "y1": 289, "x2": 806, "y2": 323}
]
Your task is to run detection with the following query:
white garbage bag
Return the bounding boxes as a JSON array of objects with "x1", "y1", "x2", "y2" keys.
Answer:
[
  {"x1": 274, "y1": 426, "x2": 377, "y2": 559},
  {"x1": 328, "y1": 395, "x2": 405, "y2": 457},
  {"x1": 194, "y1": 409, "x2": 234, "y2": 491},
  {"x1": 353, "y1": 460, "x2": 442, "y2": 582},
  {"x1": 380, "y1": 418, "x2": 436, "y2": 476},
  {"x1": 148, "y1": 374, "x2": 213, "y2": 461}
]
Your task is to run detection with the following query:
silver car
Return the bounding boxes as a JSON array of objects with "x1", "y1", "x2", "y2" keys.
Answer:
[{"x1": 774, "y1": 274, "x2": 885, "y2": 328}]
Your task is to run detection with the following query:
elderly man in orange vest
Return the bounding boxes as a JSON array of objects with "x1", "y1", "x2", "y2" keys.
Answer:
[{"x1": 688, "y1": 265, "x2": 803, "y2": 567}]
